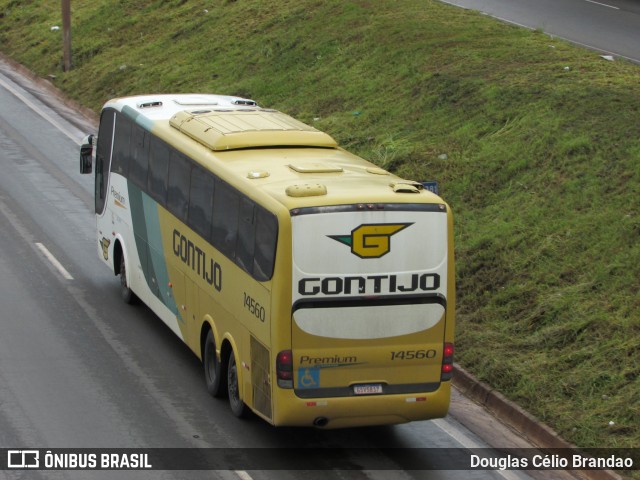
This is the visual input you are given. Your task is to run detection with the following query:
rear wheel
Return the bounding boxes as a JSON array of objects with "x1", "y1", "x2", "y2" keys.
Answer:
[
  {"x1": 227, "y1": 351, "x2": 247, "y2": 418},
  {"x1": 119, "y1": 253, "x2": 136, "y2": 304},
  {"x1": 204, "y1": 331, "x2": 226, "y2": 398}
]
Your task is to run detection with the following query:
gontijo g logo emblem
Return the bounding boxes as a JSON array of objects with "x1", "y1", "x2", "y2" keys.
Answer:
[{"x1": 329, "y1": 223, "x2": 413, "y2": 258}]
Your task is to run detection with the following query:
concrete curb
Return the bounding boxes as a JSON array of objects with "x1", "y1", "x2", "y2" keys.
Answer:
[{"x1": 452, "y1": 364, "x2": 624, "y2": 480}]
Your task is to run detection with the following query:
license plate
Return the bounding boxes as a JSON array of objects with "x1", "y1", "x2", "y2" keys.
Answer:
[
  {"x1": 353, "y1": 384, "x2": 383, "y2": 395},
  {"x1": 421, "y1": 181, "x2": 439, "y2": 195}
]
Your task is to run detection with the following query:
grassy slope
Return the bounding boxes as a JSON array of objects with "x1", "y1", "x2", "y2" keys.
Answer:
[{"x1": 1, "y1": 0, "x2": 638, "y2": 450}]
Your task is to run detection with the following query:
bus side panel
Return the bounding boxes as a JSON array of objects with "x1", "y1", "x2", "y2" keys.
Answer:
[
  {"x1": 103, "y1": 174, "x2": 276, "y2": 420},
  {"x1": 157, "y1": 206, "x2": 274, "y2": 419},
  {"x1": 97, "y1": 173, "x2": 186, "y2": 340}
]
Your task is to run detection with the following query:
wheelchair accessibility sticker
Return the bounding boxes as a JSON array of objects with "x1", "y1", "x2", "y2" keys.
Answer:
[{"x1": 298, "y1": 368, "x2": 320, "y2": 388}]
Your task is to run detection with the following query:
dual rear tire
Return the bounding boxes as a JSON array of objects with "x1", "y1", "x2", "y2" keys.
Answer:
[{"x1": 203, "y1": 331, "x2": 247, "y2": 418}]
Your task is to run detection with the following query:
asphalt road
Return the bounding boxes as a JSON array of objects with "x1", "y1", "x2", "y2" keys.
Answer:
[
  {"x1": 0, "y1": 56, "x2": 550, "y2": 480},
  {"x1": 440, "y1": 0, "x2": 640, "y2": 63}
]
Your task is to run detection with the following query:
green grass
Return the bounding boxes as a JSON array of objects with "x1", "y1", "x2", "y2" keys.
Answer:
[{"x1": 2, "y1": 0, "x2": 639, "y2": 453}]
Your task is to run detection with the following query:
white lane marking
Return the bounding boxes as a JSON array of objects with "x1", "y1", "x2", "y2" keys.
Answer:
[
  {"x1": 234, "y1": 471, "x2": 254, "y2": 480},
  {"x1": 432, "y1": 418, "x2": 484, "y2": 449},
  {"x1": 432, "y1": 418, "x2": 527, "y2": 480},
  {"x1": 0, "y1": 75, "x2": 82, "y2": 146},
  {"x1": 35, "y1": 242, "x2": 74, "y2": 280},
  {"x1": 585, "y1": 0, "x2": 619, "y2": 9}
]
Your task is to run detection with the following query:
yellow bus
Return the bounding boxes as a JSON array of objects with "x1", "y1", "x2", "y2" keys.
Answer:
[{"x1": 80, "y1": 94, "x2": 455, "y2": 428}]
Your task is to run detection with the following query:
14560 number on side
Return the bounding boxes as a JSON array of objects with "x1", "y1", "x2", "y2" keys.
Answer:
[
  {"x1": 391, "y1": 349, "x2": 436, "y2": 360},
  {"x1": 243, "y1": 293, "x2": 266, "y2": 322}
]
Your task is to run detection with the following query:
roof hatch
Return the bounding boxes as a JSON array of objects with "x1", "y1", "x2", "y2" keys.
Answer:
[
  {"x1": 169, "y1": 110, "x2": 338, "y2": 151},
  {"x1": 288, "y1": 163, "x2": 343, "y2": 173},
  {"x1": 390, "y1": 181, "x2": 424, "y2": 194}
]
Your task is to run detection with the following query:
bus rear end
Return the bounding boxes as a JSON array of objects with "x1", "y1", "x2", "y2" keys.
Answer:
[{"x1": 275, "y1": 202, "x2": 454, "y2": 428}]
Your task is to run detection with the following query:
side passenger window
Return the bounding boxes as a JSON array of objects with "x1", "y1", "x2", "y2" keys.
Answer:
[
  {"x1": 166, "y1": 152, "x2": 191, "y2": 223},
  {"x1": 111, "y1": 115, "x2": 131, "y2": 177},
  {"x1": 148, "y1": 138, "x2": 169, "y2": 204},
  {"x1": 188, "y1": 167, "x2": 214, "y2": 239},
  {"x1": 236, "y1": 198, "x2": 256, "y2": 273},
  {"x1": 129, "y1": 126, "x2": 149, "y2": 188},
  {"x1": 254, "y1": 208, "x2": 278, "y2": 281},
  {"x1": 211, "y1": 180, "x2": 239, "y2": 259}
]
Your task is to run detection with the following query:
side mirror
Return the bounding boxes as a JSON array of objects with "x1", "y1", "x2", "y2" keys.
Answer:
[{"x1": 80, "y1": 134, "x2": 95, "y2": 174}]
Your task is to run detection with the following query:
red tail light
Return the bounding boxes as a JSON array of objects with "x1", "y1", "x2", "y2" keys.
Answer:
[
  {"x1": 441, "y1": 342, "x2": 454, "y2": 381},
  {"x1": 443, "y1": 343, "x2": 454, "y2": 358},
  {"x1": 276, "y1": 350, "x2": 293, "y2": 389}
]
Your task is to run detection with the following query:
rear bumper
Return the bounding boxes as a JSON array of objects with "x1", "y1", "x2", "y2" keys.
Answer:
[{"x1": 270, "y1": 382, "x2": 451, "y2": 428}]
